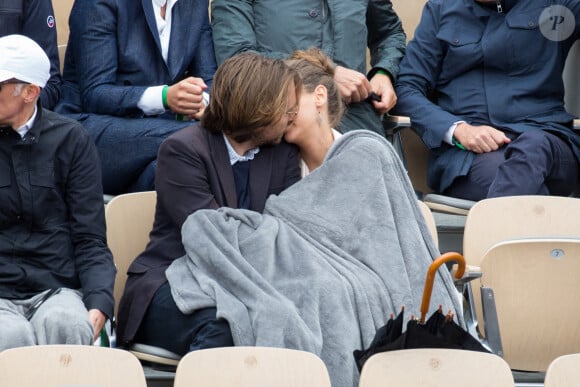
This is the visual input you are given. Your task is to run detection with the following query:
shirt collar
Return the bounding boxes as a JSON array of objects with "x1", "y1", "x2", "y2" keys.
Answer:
[
  {"x1": 16, "y1": 104, "x2": 38, "y2": 139},
  {"x1": 222, "y1": 134, "x2": 260, "y2": 165}
]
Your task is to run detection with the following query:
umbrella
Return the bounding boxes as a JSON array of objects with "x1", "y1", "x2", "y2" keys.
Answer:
[{"x1": 353, "y1": 252, "x2": 490, "y2": 371}]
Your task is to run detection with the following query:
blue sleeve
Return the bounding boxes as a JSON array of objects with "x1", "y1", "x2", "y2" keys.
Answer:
[
  {"x1": 188, "y1": 3, "x2": 216, "y2": 90},
  {"x1": 394, "y1": 0, "x2": 461, "y2": 149},
  {"x1": 68, "y1": 0, "x2": 148, "y2": 116},
  {"x1": 22, "y1": 0, "x2": 61, "y2": 109}
]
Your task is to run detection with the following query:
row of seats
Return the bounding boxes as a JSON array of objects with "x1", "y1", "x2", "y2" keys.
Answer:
[
  {"x1": 461, "y1": 196, "x2": 580, "y2": 377},
  {"x1": 0, "y1": 345, "x2": 329, "y2": 387},
  {"x1": 105, "y1": 192, "x2": 580, "y2": 383},
  {"x1": 2, "y1": 344, "x2": 580, "y2": 386}
]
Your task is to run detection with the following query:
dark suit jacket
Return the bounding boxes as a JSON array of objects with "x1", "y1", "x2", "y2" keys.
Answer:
[
  {"x1": 116, "y1": 124, "x2": 301, "y2": 346},
  {"x1": 57, "y1": 0, "x2": 216, "y2": 117}
]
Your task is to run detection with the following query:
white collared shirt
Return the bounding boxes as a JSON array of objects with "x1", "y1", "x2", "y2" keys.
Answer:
[
  {"x1": 223, "y1": 134, "x2": 260, "y2": 166},
  {"x1": 152, "y1": 0, "x2": 177, "y2": 62},
  {"x1": 138, "y1": 0, "x2": 209, "y2": 116},
  {"x1": 15, "y1": 105, "x2": 38, "y2": 138}
]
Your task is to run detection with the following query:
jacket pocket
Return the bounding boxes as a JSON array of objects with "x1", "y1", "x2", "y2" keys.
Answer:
[
  {"x1": 30, "y1": 166, "x2": 65, "y2": 226},
  {"x1": 436, "y1": 26, "x2": 482, "y2": 80},
  {"x1": 29, "y1": 166, "x2": 56, "y2": 188},
  {"x1": 506, "y1": 7, "x2": 552, "y2": 69}
]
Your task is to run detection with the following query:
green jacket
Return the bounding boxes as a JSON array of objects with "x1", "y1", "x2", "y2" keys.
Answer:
[{"x1": 211, "y1": 0, "x2": 406, "y2": 81}]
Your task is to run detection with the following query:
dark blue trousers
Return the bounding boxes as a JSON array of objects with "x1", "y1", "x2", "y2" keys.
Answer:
[
  {"x1": 444, "y1": 130, "x2": 579, "y2": 201},
  {"x1": 68, "y1": 113, "x2": 192, "y2": 195},
  {"x1": 134, "y1": 282, "x2": 234, "y2": 356}
]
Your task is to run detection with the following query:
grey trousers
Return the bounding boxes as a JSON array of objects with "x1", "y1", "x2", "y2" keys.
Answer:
[{"x1": 0, "y1": 288, "x2": 93, "y2": 350}]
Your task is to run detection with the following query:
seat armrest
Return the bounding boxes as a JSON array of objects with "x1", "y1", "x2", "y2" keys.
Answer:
[
  {"x1": 129, "y1": 343, "x2": 181, "y2": 368},
  {"x1": 481, "y1": 287, "x2": 504, "y2": 357},
  {"x1": 383, "y1": 115, "x2": 411, "y2": 132},
  {"x1": 453, "y1": 265, "x2": 483, "y2": 286},
  {"x1": 423, "y1": 193, "x2": 477, "y2": 216}
]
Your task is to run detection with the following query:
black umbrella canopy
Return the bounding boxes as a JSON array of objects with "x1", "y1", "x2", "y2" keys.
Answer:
[{"x1": 354, "y1": 253, "x2": 490, "y2": 372}]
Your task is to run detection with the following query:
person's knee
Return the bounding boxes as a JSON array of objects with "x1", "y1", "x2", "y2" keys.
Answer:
[
  {"x1": 34, "y1": 306, "x2": 93, "y2": 345},
  {"x1": 0, "y1": 318, "x2": 36, "y2": 349},
  {"x1": 189, "y1": 317, "x2": 234, "y2": 351},
  {"x1": 509, "y1": 130, "x2": 557, "y2": 154}
]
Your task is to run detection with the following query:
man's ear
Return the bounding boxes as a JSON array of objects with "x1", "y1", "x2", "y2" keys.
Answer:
[
  {"x1": 314, "y1": 84, "x2": 328, "y2": 108},
  {"x1": 22, "y1": 84, "x2": 41, "y2": 103}
]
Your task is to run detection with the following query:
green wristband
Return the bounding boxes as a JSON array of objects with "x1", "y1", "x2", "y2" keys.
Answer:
[
  {"x1": 162, "y1": 85, "x2": 169, "y2": 109},
  {"x1": 452, "y1": 136, "x2": 466, "y2": 151},
  {"x1": 375, "y1": 69, "x2": 389, "y2": 76}
]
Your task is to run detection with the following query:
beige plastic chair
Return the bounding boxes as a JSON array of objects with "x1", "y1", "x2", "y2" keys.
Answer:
[
  {"x1": 418, "y1": 200, "x2": 438, "y2": 247},
  {"x1": 480, "y1": 238, "x2": 580, "y2": 372},
  {"x1": 544, "y1": 353, "x2": 580, "y2": 387},
  {"x1": 463, "y1": 196, "x2": 580, "y2": 371},
  {"x1": 464, "y1": 196, "x2": 580, "y2": 268},
  {"x1": 0, "y1": 345, "x2": 146, "y2": 387},
  {"x1": 358, "y1": 348, "x2": 514, "y2": 387},
  {"x1": 105, "y1": 191, "x2": 181, "y2": 366},
  {"x1": 391, "y1": 0, "x2": 425, "y2": 42},
  {"x1": 173, "y1": 346, "x2": 331, "y2": 387},
  {"x1": 52, "y1": 0, "x2": 74, "y2": 71}
]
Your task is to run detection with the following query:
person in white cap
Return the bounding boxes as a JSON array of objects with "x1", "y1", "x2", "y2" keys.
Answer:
[
  {"x1": 0, "y1": 0, "x2": 62, "y2": 109},
  {"x1": 0, "y1": 34, "x2": 116, "y2": 350}
]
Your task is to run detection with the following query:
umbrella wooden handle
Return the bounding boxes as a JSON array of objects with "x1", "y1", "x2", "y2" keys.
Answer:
[{"x1": 419, "y1": 252, "x2": 466, "y2": 324}]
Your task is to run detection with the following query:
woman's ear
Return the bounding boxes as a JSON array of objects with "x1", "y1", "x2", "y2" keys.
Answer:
[{"x1": 314, "y1": 84, "x2": 328, "y2": 107}]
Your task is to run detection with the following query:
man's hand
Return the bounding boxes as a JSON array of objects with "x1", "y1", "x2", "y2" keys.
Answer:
[
  {"x1": 453, "y1": 123, "x2": 511, "y2": 153},
  {"x1": 369, "y1": 73, "x2": 397, "y2": 114},
  {"x1": 166, "y1": 77, "x2": 207, "y2": 116},
  {"x1": 334, "y1": 66, "x2": 372, "y2": 104},
  {"x1": 88, "y1": 309, "x2": 107, "y2": 341}
]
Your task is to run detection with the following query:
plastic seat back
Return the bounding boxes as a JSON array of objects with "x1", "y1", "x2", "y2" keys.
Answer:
[
  {"x1": 480, "y1": 238, "x2": 580, "y2": 371},
  {"x1": 358, "y1": 348, "x2": 514, "y2": 387},
  {"x1": 0, "y1": 345, "x2": 147, "y2": 387},
  {"x1": 174, "y1": 346, "x2": 331, "y2": 387},
  {"x1": 545, "y1": 353, "x2": 580, "y2": 387},
  {"x1": 105, "y1": 191, "x2": 157, "y2": 317}
]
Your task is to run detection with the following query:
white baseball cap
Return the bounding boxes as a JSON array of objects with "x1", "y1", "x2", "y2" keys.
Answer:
[{"x1": 0, "y1": 34, "x2": 50, "y2": 88}]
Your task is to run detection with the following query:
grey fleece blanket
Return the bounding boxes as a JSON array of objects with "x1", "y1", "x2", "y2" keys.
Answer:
[{"x1": 166, "y1": 130, "x2": 463, "y2": 387}]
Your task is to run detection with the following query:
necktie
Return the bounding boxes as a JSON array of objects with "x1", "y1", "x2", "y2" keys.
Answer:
[{"x1": 232, "y1": 160, "x2": 251, "y2": 209}]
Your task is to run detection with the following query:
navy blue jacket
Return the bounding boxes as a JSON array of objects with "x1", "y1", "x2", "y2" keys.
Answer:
[
  {"x1": 395, "y1": 0, "x2": 580, "y2": 193},
  {"x1": 0, "y1": 0, "x2": 62, "y2": 109},
  {"x1": 58, "y1": 0, "x2": 216, "y2": 117},
  {"x1": 0, "y1": 106, "x2": 116, "y2": 318}
]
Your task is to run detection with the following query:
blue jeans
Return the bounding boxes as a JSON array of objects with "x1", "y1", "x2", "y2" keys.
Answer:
[{"x1": 68, "y1": 113, "x2": 192, "y2": 194}]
